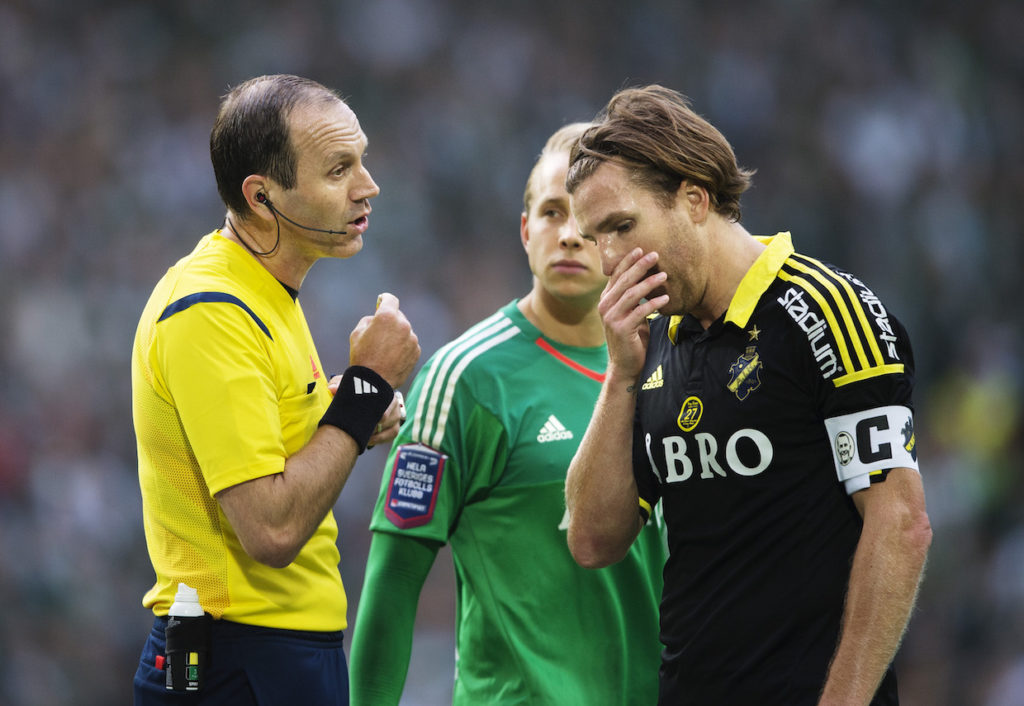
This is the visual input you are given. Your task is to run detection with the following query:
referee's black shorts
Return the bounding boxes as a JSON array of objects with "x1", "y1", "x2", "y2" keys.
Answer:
[{"x1": 133, "y1": 616, "x2": 348, "y2": 705}]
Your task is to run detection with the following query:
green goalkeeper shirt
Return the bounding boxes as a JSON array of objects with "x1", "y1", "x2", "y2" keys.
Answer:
[{"x1": 368, "y1": 300, "x2": 664, "y2": 706}]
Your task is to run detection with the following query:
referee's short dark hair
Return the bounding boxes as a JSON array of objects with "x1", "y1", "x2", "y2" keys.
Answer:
[
  {"x1": 566, "y1": 85, "x2": 755, "y2": 223},
  {"x1": 210, "y1": 74, "x2": 343, "y2": 217}
]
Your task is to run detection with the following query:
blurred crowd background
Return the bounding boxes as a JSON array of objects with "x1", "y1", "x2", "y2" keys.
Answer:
[{"x1": 1, "y1": 0, "x2": 1021, "y2": 703}]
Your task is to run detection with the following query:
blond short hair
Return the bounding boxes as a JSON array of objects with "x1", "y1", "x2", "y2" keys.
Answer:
[{"x1": 522, "y1": 122, "x2": 592, "y2": 212}]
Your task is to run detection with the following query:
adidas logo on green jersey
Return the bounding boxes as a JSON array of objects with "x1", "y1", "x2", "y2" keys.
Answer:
[{"x1": 537, "y1": 414, "x2": 573, "y2": 443}]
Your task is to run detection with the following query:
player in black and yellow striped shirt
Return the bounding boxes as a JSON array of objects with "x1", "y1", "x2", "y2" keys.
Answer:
[{"x1": 565, "y1": 85, "x2": 931, "y2": 705}]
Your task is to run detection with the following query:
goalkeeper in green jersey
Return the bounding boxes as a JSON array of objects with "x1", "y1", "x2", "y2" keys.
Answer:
[{"x1": 349, "y1": 123, "x2": 665, "y2": 706}]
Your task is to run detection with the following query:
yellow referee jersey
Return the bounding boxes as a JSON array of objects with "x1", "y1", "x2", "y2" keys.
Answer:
[{"x1": 132, "y1": 231, "x2": 345, "y2": 631}]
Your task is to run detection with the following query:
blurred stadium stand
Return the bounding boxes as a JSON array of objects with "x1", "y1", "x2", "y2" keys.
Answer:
[{"x1": 0, "y1": 0, "x2": 1020, "y2": 703}]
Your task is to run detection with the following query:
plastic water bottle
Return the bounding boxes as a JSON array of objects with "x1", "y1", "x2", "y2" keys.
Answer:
[{"x1": 164, "y1": 583, "x2": 211, "y2": 691}]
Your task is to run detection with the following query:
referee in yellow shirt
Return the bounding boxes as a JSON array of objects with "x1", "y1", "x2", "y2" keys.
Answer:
[{"x1": 131, "y1": 74, "x2": 419, "y2": 705}]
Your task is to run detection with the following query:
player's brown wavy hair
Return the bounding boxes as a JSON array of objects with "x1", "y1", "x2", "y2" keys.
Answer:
[{"x1": 566, "y1": 85, "x2": 754, "y2": 222}]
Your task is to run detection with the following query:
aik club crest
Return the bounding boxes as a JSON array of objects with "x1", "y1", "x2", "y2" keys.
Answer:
[
  {"x1": 727, "y1": 346, "x2": 763, "y2": 401},
  {"x1": 902, "y1": 415, "x2": 917, "y2": 461}
]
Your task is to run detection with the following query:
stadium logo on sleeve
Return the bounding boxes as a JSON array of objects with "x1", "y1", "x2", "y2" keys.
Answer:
[{"x1": 385, "y1": 443, "x2": 447, "y2": 530}]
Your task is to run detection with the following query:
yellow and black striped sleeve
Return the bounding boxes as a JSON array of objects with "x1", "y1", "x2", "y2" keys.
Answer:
[{"x1": 778, "y1": 253, "x2": 906, "y2": 388}]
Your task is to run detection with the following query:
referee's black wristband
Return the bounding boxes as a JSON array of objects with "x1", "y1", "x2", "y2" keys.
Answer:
[{"x1": 318, "y1": 366, "x2": 393, "y2": 454}]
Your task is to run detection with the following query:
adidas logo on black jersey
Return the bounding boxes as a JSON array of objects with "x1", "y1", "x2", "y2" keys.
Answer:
[
  {"x1": 642, "y1": 365, "x2": 664, "y2": 390},
  {"x1": 537, "y1": 415, "x2": 573, "y2": 443}
]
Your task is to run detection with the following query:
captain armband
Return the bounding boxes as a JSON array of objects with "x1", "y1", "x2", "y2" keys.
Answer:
[
  {"x1": 318, "y1": 366, "x2": 393, "y2": 454},
  {"x1": 823, "y1": 405, "x2": 919, "y2": 495}
]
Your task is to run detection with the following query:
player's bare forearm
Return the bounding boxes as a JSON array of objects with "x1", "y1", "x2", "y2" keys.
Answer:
[
  {"x1": 565, "y1": 365, "x2": 644, "y2": 568},
  {"x1": 566, "y1": 247, "x2": 665, "y2": 567},
  {"x1": 818, "y1": 468, "x2": 932, "y2": 705}
]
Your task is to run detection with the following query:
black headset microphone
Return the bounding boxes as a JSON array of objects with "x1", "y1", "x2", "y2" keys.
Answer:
[{"x1": 256, "y1": 193, "x2": 348, "y2": 235}]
